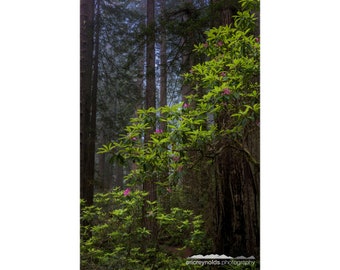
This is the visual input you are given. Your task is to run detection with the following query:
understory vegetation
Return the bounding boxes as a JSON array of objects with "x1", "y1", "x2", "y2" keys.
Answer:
[{"x1": 81, "y1": 0, "x2": 260, "y2": 269}]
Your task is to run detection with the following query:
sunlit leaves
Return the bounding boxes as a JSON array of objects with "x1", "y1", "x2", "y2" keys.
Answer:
[
  {"x1": 97, "y1": 3, "x2": 259, "y2": 189},
  {"x1": 84, "y1": 2, "x2": 260, "y2": 268},
  {"x1": 97, "y1": 142, "x2": 115, "y2": 154},
  {"x1": 81, "y1": 188, "x2": 206, "y2": 268}
]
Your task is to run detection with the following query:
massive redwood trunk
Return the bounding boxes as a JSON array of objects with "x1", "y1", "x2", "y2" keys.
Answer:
[
  {"x1": 210, "y1": 0, "x2": 260, "y2": 258},
  {"x1": 214, "y1": 133, "x2": 260, "y2": 257}
]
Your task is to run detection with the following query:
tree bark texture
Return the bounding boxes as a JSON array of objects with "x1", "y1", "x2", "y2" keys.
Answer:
[
  {"x1": 159, "y1": 0, "x2": 167, "y2": 109},
  {"x1": 159, "y1": 0, "x2": 167, "y2": 132},
  {"x1": 210, "y1": 0, "x2": 238, "y2": 27},
  {"x1": 80, "y1": 0, "x2": 95, "y2": 205},
  {"x1": 180, "y1": 0, "x2": 195, "y2": 98},
  {"x1": 145, "y1": 0, "x2": 156, "y2": 111},
  {"x1": 143, "y1": 0, "x2": 158, "y2": 243},
  {"x1": 214, "y1": 136, "x2": 260, "y2": 257},
  {"x1": 206, "y1": 0, "x2": 259, "y2": 258}
]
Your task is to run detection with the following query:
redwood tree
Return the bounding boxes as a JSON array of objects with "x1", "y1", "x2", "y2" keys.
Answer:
[
  {"x1": 143, "y1": 0, "x2": 158, "y2": 243},
  {"x1": 80, "y1": 0, "x2": 97, "y2": 206},
  {"x1": 215, "y1": 0, "x2": 259, "y2": 257}
]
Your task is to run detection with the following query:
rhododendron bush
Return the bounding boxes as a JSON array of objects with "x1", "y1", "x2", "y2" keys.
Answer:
[
  {"x1": 81, "y1": 0, "x2": 259, "y2": 268},
  {"x1": 97, "y1": 1, "x2": 259, "y2": 190},
  {"x1": 81, "y1": 188, "x2": 207, "y2": 269}
]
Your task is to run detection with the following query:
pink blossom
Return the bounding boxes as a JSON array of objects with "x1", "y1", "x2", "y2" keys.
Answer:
[
  {"x1": 220, "y1": 72, "x2": 226, "y2": 77},
  {"x1": 222, "y1": 88, "x2": 231, "y2": 95},
  {"x1": 217, "y1": 41, "x2": 223, "y2": 47},
  {"x1": 183, "y1": 103, "x2": 189, "y2": 108},
  {"x1": 172, "y1": 156, "x2": 180, "y2": 162},
  {"x1": 132, "y1": 137, "x2": 137, "y2": 141},
  {"x1": 155, "y1": 129, "x2": 163, "y2": 134},
  {"x1": 123, "y1": 188, "x2": 131, "y2": 196}
]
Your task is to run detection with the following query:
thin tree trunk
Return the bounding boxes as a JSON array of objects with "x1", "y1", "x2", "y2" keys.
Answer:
[
  {"x1": 80, "y1": 0, "x2": 95, "y2": 205},
  {"x1": 98, "y1": 129, "x2": 107, "y2": 191},
  {"x1": 145, "y1": 0, "x2": 156, "y2": 111},
  {"x1": 115, "y1": 163, "x2": 124, "y2": 188},
  {"x1": 143, "y1": 0, "x2": 157, "y2": 243},
  {"x1": 180, "y1": 0, "x2": 194, "y2": 98},
  {"x1": 89, "y1": 0, "x2": 100, "y2": 190},
  {"x1": 159, "y1": 0, "x2": 167, "y2": 109}
]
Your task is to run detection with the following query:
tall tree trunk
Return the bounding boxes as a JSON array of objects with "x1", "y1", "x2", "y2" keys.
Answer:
[
  {"x1": 214, "y1": 140, "x2": 260, "y2": 257},
  {"x1": 209, "y1": 0, "x2": 260, "y2": 258},
  {"x1": 89, "y1": 0, "x2": 100, "y2": 192},
  {"x1": 180, "y1": 0, "x2": 195, "y2": 98},
  {"x1": 159, "y1": 0, "x2": 167, "y2": 131},
  {"x1": 145, "y1": 0, "x2": 156, "y2": 111},
  {"x1": 210, "y1": 0, "x2": 238, "y2": 27},
  {"x1": 143, "y1": 0, "x2": 157, "y2": 243},
  {"x1": 80, "y1": 0, "x2": 95, "y2": 206}
]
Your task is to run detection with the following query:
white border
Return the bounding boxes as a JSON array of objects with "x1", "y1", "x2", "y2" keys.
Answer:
[{"x1": 1, "y1": 0, "x2": 340, "y2": 269}]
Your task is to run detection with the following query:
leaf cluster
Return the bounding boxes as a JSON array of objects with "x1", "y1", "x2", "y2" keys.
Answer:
[
  {"x1": 91, "y1": 2, "x2": 260, "y2": 268},
  {"x1": 99, "y1": 2, "x2": 260, "y2": 185},
  {"x1": 81, "y1": 188, "x2": 207, "y2": 269}
]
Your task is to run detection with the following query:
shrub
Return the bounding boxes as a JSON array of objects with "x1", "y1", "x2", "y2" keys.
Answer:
[{"x1": 80, "y1": 188, "x2": 209, "y2": 269}]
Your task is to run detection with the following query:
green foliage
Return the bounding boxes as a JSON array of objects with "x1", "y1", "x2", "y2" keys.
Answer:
[
  {"x1": 98, "y1": 1, "x2": 260, "y2": 185},
  {"x1": 81, "y1": 188, "x2": 208, "y2": 269},
  {"x1": 90, "y1": 1, "x2": 260, "y2": 268},
  {"x1": 239, "y1": 0, "x2": 260, "y2": 11}
]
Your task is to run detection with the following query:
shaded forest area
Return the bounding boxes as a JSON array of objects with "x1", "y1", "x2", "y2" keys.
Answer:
[{"x1": 80, "y1": 0, "x2": 260, "y2": 269}]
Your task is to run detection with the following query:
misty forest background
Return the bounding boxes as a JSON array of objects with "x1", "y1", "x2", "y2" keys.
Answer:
[{"x1": 80, "y1": 0, "x2": 260, "y2": 269}]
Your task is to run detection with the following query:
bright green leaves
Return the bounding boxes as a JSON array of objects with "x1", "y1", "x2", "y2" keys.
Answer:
[
  {"x1": 97, "y1": 142, "x2": 115, "y2": 154},
  {"x1": 234, "y1": 11, "x2": 256, "y2": 32},
  {"x1": 84, "y1": 1, "x2": 260, "y2": 268},
  {"x1": 81, "y1": 188, "x2": 207, "y2": 269},
  {"x1": 98, "y1": 2, "x2": 259, "y2": 188},
  {"x1": 236, "y1": 0, "x2": 260, "y2": 32},
  {"x1": 179, "y1": 6, "x2": 260, "y2": 160},
  {"x1": 239, "y1": 0, "x2": 260, "y2": 12},
  {"x1": 156, "y1": 207, "x2": 206, "y2": 248},
  {"x1": 232, "y1": 104, "x2": 260, "y2": 119}
]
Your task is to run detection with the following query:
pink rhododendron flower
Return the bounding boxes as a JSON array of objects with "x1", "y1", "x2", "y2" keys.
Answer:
[
  {"x1": 172, "y1": 156, "x2": 180, "y2": 162},
  {"x1": 123, "y1": 188, "x2": 131, "y2": 196},
  {"x1": 132, "y1": 137, "x2": 137, "y2": 141},
  {"x1": 222, "y1": 88, "x2": 231, "y2": 95},
  {"x1": 183, "y1": 103, "x2": 189, "y2": 108},
  {"x1": 155, "y1": 129, "x2": 163, "y2": 134}
]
